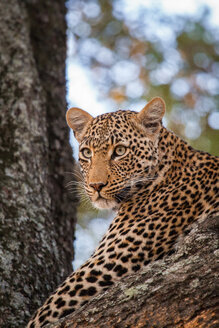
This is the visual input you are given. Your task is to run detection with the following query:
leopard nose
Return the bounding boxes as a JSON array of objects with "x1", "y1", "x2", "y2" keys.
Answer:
[{"x1": 89, "y1": 183, "x2": 106, "y2": 192}]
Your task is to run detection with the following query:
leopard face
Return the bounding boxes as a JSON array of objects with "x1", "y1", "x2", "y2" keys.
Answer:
[
  {"x1": 68, "y1": 98, "x2": 165, "y2": 209},
  {"x1": 78, "y1": 110, "x2": 161, "y2": 209}
]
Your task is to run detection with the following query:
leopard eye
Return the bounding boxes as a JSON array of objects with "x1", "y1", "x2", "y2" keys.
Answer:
[
  {"x1": 81, "y1": 148, "x2": 92, "y2": 159},
  {"x1": 114, "y1": 145, "x2": 127, "y2": 157}
]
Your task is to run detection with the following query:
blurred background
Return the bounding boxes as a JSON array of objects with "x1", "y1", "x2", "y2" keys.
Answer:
[{"x1": 65, "y1": 0, "x2": 219, "y2": 269}]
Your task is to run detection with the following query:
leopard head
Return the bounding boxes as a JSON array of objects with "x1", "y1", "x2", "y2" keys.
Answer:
[{"x1": 66, "y1": 97, "x2": 165, "y2": 209}]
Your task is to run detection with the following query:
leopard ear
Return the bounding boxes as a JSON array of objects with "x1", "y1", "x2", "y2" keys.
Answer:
[
  {"x1": 66, "y1": 107, "x2": 93, "y2": 142},
  {"x1": 137, "y1": 97, "x2": 165, "y2": 136}
]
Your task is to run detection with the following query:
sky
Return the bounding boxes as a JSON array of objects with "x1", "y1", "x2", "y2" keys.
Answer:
[{"x1": 66, "y1": 0, "x2": 219, "y2": 269}]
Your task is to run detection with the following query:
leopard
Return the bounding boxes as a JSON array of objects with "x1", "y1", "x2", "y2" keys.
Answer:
[{"x1": 27, "y1": 97, "x2": 219, "y2": 328}]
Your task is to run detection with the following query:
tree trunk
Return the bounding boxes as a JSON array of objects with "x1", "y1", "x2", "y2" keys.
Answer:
[
  {"x1": 49, "y1": 215, "x2": 219, "y2": 328},
  {"x1": 0, "y1": 0, "x2": 77, "y2": 327}
]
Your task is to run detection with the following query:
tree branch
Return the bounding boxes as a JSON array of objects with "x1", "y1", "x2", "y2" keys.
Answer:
[{"x1": 49, "y1": 215, "x2": 219, "y2": 328}]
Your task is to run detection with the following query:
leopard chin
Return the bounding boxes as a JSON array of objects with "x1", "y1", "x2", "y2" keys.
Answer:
[{"x1": 92, "y1": 197, "x2": 119, "y2": 210}]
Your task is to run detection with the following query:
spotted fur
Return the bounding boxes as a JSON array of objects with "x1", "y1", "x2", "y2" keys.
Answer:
[{"x1": 27, "y1": 97, "x2": 219, "y2": 327}]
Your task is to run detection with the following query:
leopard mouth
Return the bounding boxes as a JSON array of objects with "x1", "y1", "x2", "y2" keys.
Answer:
[
  {"x1": 89, "y1": 178, "x2": 147, "y2": 209},
  {"x1": 90, "y1": 178, "x2": 146, "y2": 209},
  {"x1": 91, "y1": 186, "x2": 136, "y2": 208},
  {"x1": 92, "y1": 189, "x2": 128, "y2": 209}
]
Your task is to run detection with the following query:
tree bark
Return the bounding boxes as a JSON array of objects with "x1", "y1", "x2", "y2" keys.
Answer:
[
  {"x1": 49, "y1": 215, "x2": 219, "y2": 328},
  {"x1": 0, "y1": 0, "x2": 77, "y2": 327}
]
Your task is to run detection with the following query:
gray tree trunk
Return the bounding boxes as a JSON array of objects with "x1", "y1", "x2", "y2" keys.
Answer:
[
  {"x1": 49, "y1": 215, "x2": 219, "y2": 328},
  {"x1": 0, "y1": 0, "x2": 77, "y2": 327}
]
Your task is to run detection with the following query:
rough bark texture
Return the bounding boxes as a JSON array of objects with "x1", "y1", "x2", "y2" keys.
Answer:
[
  {"x1": 0, "y1": 0, "x2": 77, "y2": 327},
  {"x1": 49, "y1": 215, "x2": 219, "y2": 328}
]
